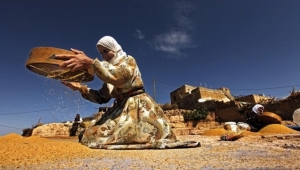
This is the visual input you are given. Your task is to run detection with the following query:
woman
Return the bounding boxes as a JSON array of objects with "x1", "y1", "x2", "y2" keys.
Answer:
[
  {"x1": 56, "y1": 36, "x2": 199, "y2": 149},
  {"x1": 246, "y1": 104, "x2": 265, "y2": 132},
  {"x1": 70, "y1": 114, "x2": 83, "y2": 136}
]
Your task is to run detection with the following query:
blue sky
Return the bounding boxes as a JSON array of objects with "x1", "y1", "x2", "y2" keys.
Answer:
[{"x1": 1, "y1": 0, "x2": 300, "y2": 136}]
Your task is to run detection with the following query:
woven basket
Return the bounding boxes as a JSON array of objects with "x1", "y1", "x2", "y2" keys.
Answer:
[
  {"x1": 260, "y1": 112, "x2": 282, "y2": 124},
  {"x1": 25, "y1": 47, "x2": 94, "y2": 82}
]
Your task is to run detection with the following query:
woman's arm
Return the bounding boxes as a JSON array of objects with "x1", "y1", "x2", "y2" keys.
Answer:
[
  {"x1": 92, "y1": 56, "x2": 137, "y2": 88},
  {"x1": 80, "y1": 83, "x2": 113, "y2": 104},
  {"x1": 61, "y1": 81, "x2": 112, "y2": 104}
]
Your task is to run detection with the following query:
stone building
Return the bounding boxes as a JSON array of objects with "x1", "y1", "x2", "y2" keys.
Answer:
[
  {"x1": 235, "y1": 94, "x2": 271, "y2": 104},
  {"x1": 170, "y1": 85, "x2": 197, "y2": 104},
  {"x1": 169, "y1": 85, "x2": 299, "y2": 122},
  {"x1": 170, "y1": 85, "x2": 234, "y2": 110}
]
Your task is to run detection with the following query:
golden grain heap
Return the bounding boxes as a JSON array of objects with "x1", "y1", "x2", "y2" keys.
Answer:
[
  {"x1": 202, "y1": 124, "x2": 300, "y2": 136},
  {"x1": 0, "y1": 133, "x2": 96, "y2": 168},
  {"x1": 259, "y1": 124, "x2": 300, "y2": 134}
]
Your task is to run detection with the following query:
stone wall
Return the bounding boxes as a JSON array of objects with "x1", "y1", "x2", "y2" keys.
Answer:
[
  {"x1": 215, "y1": 94, "x2": 300, "y2": 122},
  {"x1": 198, "y1": 87, "x2": 230, "y2": 102},
  {"x1": 164, "y1": 109, "x2": 221, "y2": 135},
  {"x1": 32, "y1": 123, "x2": 85, "y2": 137},
  {"x1": 235, "y1": 94, "x2": 271, "y2": 104},
  {"x1": 177, "y1": 91, "x2": 200, "y2": 110},
  {"x1": 32, "y1": 123, "x2": 71, "y2": 137},
  {"x1": 164, "y1": 109, "x2": 187, "y2": 128},
  {"x1": 170, "y1": 85, "x2": 197, "y2": 104},
  {"x1": 176, "y1": 88, "x2": 232, "y2": 110},
  {"x1": 265, "y1": 95, "x2": 300, "y2": 120},
  {"x1": 215, "y1": 105, "x2": 245, "y2": 122}
]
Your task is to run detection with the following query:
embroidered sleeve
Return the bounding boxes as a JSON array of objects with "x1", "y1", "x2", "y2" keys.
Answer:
[
  {"x1": 92, "y1": 57, "x2": 137, "y2": 88},
  {"x1": 80, "y1": 83, "x2": 112, "y2": 104}
]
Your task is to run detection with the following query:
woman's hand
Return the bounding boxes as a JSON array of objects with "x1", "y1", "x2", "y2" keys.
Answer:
[
  {"x1": 55, "y1": 48, "x2": 94, "y2": 71},
  {"x1": 61, "y1": 81, "x2": 82, "y2": 91}
]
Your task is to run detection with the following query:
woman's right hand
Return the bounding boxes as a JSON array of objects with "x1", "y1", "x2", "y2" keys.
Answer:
[
  {"x1": 61, "y1": 81, "x2": 82, "y2": 91},
  {"x1": 56, "y1": 48, "x2": 94, "y2": 71}
]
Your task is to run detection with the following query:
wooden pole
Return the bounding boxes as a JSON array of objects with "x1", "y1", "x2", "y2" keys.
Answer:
[{"x1": 37, "y1": 116, "x2": 42, "y2": 125}]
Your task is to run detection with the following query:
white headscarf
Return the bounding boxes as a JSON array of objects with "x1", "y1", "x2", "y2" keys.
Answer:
[
  {"x1": 96, "y1": 36, "x2": 127, "y2": 65},
  {"x1": 252, "y1": 104, "x2": 264, "y2": 115}
]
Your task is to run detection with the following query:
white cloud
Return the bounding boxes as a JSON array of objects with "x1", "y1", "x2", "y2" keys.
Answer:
[
  {"x1": 134, "y1": 29, "x2": 145, "y2": 39},
  {"x1": 154, "y1": 30, "x2": 190, "y2": 56},
  {"x1": 152, "y1": 1, "x2": 195, "y2": 59}
]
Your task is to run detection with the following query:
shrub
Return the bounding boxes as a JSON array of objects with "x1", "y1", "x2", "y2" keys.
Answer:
[
  {"x1": 161, "y1": 103, "x2": 173, "y2": 111},
  {"x1": 183, "y1": 106, "x2": 209, "y2": 121},
  {"x1": 171, "y1": 104, "x2": 179, "y2": 110}
]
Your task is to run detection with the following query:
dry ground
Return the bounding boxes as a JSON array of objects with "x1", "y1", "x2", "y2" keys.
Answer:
[{"x1": 1, "y1": 127, "x2": 300, "y2": 170}]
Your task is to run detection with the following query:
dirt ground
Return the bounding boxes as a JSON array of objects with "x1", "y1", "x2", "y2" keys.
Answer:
[
  {"x1": 52, "y1": 135, "x2": 300, "y2": 170},
  {"x1": 1, "y1": 127, "x2": 300, "y2": 170}
]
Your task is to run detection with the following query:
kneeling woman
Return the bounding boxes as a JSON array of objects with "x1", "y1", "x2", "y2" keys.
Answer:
[{"x1": 57, "y1": 36, "x2": 199, "y2": 149}]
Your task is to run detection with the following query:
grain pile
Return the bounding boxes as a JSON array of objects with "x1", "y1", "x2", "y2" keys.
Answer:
[
  {"x1": 0, "y1": 133, "x2": 97, "y2": 168},
  {"x1": 202, "y1": 128, "x2": 227, "y2": 136},
  {"x1": 1, "y1": 130, "x2": 300, "y2": 169},
  {"x1": 259, "y1": 124, "x2": 300, "y2": 134},
  {"x1": 202, "y1": 124, "x2": 300, "y2": 137}
]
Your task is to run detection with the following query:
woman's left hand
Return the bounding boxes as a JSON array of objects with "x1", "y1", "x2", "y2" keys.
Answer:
[
  {"x1": 61, "y1": 81, "x2": 82, "y2": 91},
  {"x1": 55, "y1": 48, "x2": 94, "y2": 71}
]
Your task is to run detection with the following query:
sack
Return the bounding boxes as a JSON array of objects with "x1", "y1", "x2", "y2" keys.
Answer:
[{"x1": 237, "y1": 122, "x2": 251, "y2": 131}]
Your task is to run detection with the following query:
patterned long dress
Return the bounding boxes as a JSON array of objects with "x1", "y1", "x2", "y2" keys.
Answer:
[{"x1": 79, "y1": 55, "x2": 200, "y2": 149}]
